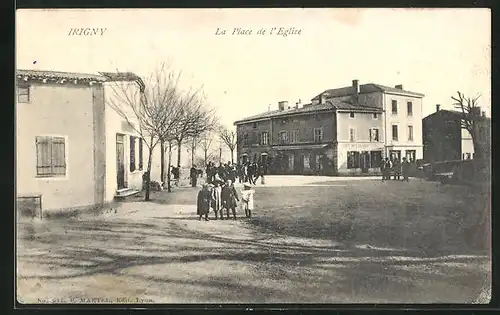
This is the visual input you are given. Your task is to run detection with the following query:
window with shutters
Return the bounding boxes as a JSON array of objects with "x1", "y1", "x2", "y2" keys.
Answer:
[
  {"x1": 279, "y1": 131, "x2": 289, "y2": 144},
  {"x1": 35, "y1": 136, "x2": 66, "y2": 177},
  {"x1": 349, "y1": 128, "x2": 356, "y2": 142},
  {"x1": 261, "y1": 132, "x2": 269, "y2": 145},
  {"x1": 243, "y1": 133, "x2": 249, "y2": 146},
  {"x1": 408, "y1": 125, "x2": 414, "y2": 141},
  {"x1": 392, "y1": 125, "x2": 399, "y2": 141},
  {"x1": 291, "y1": 129, "x2": 300, "y2": 143},
  {"x1": 138, "y1": 138, "x2": 143, "y2": 170},
  {"x1": 17, "y1": 85, "x2": 30, "y2": 103},
  {"x1": 392, "y1": 100, "x2": 398, "y2": 115},
  {"x1": 407, "y1": 101, "x2": 413, "y2": 116},
  {"x1": 369, "y1": 128, "x2": 380, "y2": 142},
  {"x1": 313, "y1": 128, "x2": 323, "y2": 142},
  {"x1": 130, "y1": 136, "x2": 136, "y2": 172}
]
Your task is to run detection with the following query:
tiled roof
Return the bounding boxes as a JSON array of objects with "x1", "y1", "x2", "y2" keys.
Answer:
[
  {"x1": 16, "y1": 69, "x2": 107, "y2": 81},
  {"x1": 312, "y1": 83, "x2": 425, "y2": 100},
  {"x1": 234, "y1": 100, "x2": 383, "y2": 124}
]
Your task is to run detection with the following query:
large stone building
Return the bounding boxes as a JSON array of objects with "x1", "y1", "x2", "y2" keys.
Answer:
[
  {"x1": 16, "y1": 69, "x2": 162, "y2": 217},
  {"x1": 234, "y1": 79, "x2": 425, "y2": 175},
  {"x1": 422, "y1": 104, "x2": 490, "y2": 162}
]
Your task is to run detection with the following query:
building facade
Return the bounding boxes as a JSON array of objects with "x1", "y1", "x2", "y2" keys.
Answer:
[
  {"x1": 16, "y1": 69, "x2": 162, "y2": 216},
  {"x1": 234, "y1": 79, "x2": 425, "y2": 175},
  {"x1": 422, "y1": 105, "x2": 490, "y2": 162}
]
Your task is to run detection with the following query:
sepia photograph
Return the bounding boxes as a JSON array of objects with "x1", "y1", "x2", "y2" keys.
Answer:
[{"x1": 15, "y1": 8, "x2": 491, "y2": 305}]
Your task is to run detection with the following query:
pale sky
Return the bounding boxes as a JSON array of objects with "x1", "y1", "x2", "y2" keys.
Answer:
[{"x1": 17, "y1": 8, "x2": 491, "y2": 130}]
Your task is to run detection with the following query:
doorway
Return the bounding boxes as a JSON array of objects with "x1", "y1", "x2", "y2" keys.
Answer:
[{"x1": 116, "y1": 134, "x2": 126, "y2": 189}]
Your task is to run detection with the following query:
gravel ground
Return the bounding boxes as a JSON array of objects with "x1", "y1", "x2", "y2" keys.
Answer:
[{"x1": 16, "y1": 176, "x2": 491, "y2": 304}]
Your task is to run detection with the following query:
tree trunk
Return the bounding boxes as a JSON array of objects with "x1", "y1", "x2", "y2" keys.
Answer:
[
  {"x1": 176, "y1": 139, "x2": 182, "y2": 183},
  {"x1": 167, "y1": 141, "x2": 172, "y2": 193},
  {"x1": 204, "y1": 149, "x2": 208, "y2": 167},
  {"x1": 230, "y1": 149, "x2": 234, "y2": 164},
  {"x1": 145, "y1": 144, "x2": 153, "y2": 201},
  {"x1": 219, "y1": 146, "x2": 222, "y2": 164},
  {"x1": 191, "y1": 138, "x2": 196, "y2": 167},
  {"x1": 176, "y1": 139, "x2": 182, "y2": 166},
  {"x1": 160, "y1": 139, "x2": 165, "y2": 185}
]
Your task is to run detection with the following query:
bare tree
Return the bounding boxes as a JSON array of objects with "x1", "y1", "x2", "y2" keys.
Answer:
[
  {"x1": 173, "y1": 91, "x2": 217, "y2": 174},
  {"x1": 103, "y1": 64, "x2": 183, "y2": 201},
  {"x1": 200, "y1": 131, "x2": 215, "y2": 166},
  {"x1": 219, "y1": 126, "x2": 238, "y2": 164},
  {"x1": 451, "y1": 91, "x2": 484, "y2": 159}
]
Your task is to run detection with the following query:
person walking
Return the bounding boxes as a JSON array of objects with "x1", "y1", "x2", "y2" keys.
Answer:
[
  {"x1": 197, "y1": 184, "x2": 211, "y2": 221},
  {"x1": 221, "y1": 179, "x2": 240, "y2": 220},
  {"x1": 240, "y1": 182, "x2": 255, "y2": 218}
]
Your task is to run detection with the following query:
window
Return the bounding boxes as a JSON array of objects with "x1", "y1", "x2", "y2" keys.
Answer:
[
  {"x1": 392, "y1": 125, "x2": 398, "y2": 141},
  {"x1": 35, "y1": 136, "x2": 66, "y2": 176},
  {"x1": 279, "y1": 131, "x2": 289, "y2": 144},
  {"x1": 313, "y1": 128, "x2": 323, "y2": 142},
  {"x1": 243, "y1": 134, "x2": 249, "y2": 146},
  {"x1": 252, "y1": 122, "x2": 257, "y2": 129},
  {"x1": 138, "y1": 138, "x2": 143, "y2": 170},
  {"x1": 408, "y1": 125, "x2": 414, "y2": 141},
  {"x1": 369, "y1": 128, "x2": 380, "y2": 142},
  {"x1": 349, "y1": 112, "x2": 355, "y2": 118},
  {"x1": 405, "y1": 150, "x2": 416, "y2": 162},
  {"x1": 370, "y1": 151, "x2": 382, "y2": 168},
  {"x1": 130, "y1": 136, "x2": 136, "y2": 172},
  {"x1": 18, "y1": 85, "x2": 30, "y2": 103},
  {"x1": 466, "y1": 153, "x2": 471, "y2": 160},
  {"x1": 373, "y1": 113, "x2": 378, "y2": 119},
  {"x1": 291, "y1": 129, "x2": 300, "y2": 143},
  {"x1": 407, "y1": 101, "x2": 413, "y2": 116},
  {"x1": 347, "y1": 151, "x2": 360, "y2": 169},
  {"x1": 392, "y1": 100, "x2": 398, "y2": 115},
  {"x1": 261, "y1": 132, "x2": 269, "y2": 145},
  {"x1": 349, "y1": 128, "x2": 356, "y2": 142}
]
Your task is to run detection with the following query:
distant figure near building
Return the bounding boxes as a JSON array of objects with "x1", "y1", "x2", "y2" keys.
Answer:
[
  {"x1": 401, "y1": 157, "x2": 410, "y2": 181},
  {"x1": 190, "y1": 165, "x2": 198, "y2": 187}
]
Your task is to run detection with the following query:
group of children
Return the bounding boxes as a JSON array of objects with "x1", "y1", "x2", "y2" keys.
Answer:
[{"x1": 196, "y1": 175, "x2": 256, "y2": 221}]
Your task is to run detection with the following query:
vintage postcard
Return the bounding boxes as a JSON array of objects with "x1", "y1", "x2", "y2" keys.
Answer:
[{"x1": 15, "y1": 8, "x2": 491, "y2": 305}]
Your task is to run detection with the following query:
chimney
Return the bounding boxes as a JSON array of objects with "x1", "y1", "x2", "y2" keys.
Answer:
[
  {"x1": 352, "y1": 79, "x2": 359, "y2": 102},
  {"x1": 294, "y1": 102, "x2": 299, "y2": 109},
  {"x1": 436, "y1": 104, "x2": 440, "y2": 112},
  {"x1": 278, "y1": 101, "x2": 288, "y2": 111},
  {"x1": 395, "y1": 84, "x2": 403, "y2": 90}
]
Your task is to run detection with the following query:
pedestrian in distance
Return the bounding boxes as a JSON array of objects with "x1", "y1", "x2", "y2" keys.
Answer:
[
  {"x1": 401, "y1": 157, "x2": 411, "y2": 181},
  {"x1": 240, "y1": 182, "x2": 255, "y2": 218},
  {"x1": 392, "y1": 158, "x2": 401, "y2": 180},
  {"x1": 197, "y1": 183, "x2": 211, "y2": 221},
  {"x1": 221, "y1": 179, "x2": 240, "y2": 220},
  {"x1": 190, "y1": 164, "x2": 198, "y2": 187}
]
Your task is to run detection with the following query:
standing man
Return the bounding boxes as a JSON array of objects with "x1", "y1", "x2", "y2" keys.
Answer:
[
  {"x1": 190, "y1": 164, "x2": 198, "y2": 187},
  {"x1": 401, "y1": 157, "x2": 411, "y2": 181},
  {"x1": 221, "y1": 179, "x2": 240, "y2": 220}
]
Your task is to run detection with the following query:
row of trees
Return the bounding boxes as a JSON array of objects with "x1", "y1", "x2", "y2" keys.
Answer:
[{"x1": 105, "y1": 64, "x2": 240, "y2": 201}]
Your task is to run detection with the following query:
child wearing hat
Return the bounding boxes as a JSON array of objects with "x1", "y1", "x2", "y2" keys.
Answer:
[{"x1": 240, "y1": 183, "x2": 255, "y2": 218}]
